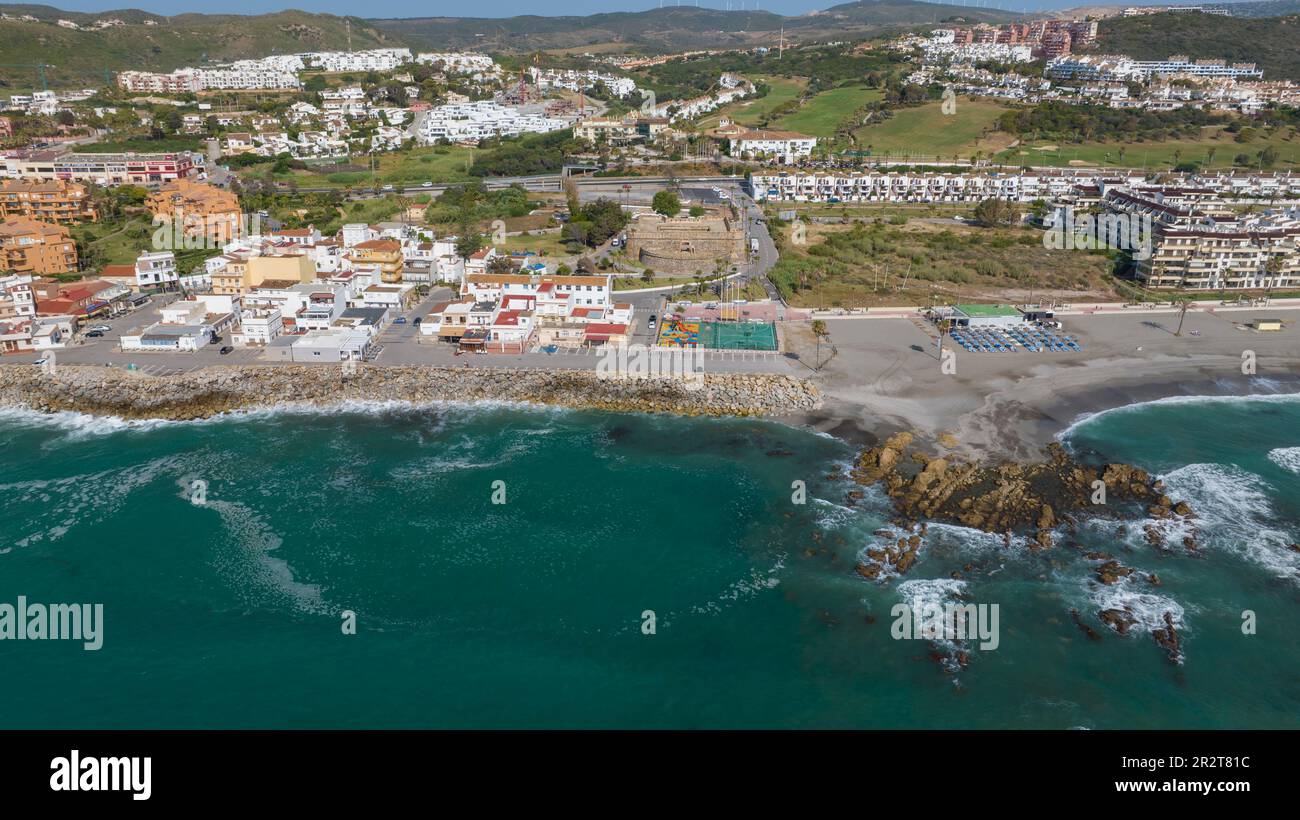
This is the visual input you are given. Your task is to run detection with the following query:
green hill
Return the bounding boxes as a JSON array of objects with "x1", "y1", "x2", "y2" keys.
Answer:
[
  {"x1": 371, "y1": 3, "x2": 1018, "y2": 52},
  {"x1": 1098, "y1": 11, "x2": 1300, "y2": 81},
  {"x1": 0, "y1": 8, "x2": 407, "y2": 92},
  {"x1": 0, "y1": 1, "x2": 1023, "y2": 92}
]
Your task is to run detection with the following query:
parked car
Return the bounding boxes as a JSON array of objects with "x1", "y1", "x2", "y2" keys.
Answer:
[
  {"x1": 88, "y1": 324, "x2": 112, "y2": 333},
  {"x1": 393, "y1": 316, "x2": 407, "y2": 324},
  {"x1": 219, "y1": 346, "x2": 234, "y2": 355},
  {"x1": 209, "y1": 335, "x2": 222, "y2": 344},
  {"x1": 85, "y1": 330, "x2": 104, "y2": 338},
  {"x1": 381, "y1": 184, "x2": 395, "y2": 191},
  {"x1": 413, "y1": 317, "x2": 422, "y2": 325}
]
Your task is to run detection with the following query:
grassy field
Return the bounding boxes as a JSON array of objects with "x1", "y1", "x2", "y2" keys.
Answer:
[
  {"x1": 994, "y1": 126, "x2": 1300, "y2": 170},
  {"x1": 852, "y1": 97, "x2": 1015, "y2": 160},
  {"x1": 236, "y1": 145, "x2": 479, "y2": 189},
  {"x1": 770, "y1": 85, "x2": 883, "y2": 139},
  {"x1": 768, "y1": 219, "x2": 1120, "y2": 308},
  {"x1": 72, "y1": 215, "x2": 221, "y2": 270},
  {"x1": 696, "y1": 76, "x2": 808, "y2": 130},
  {"x1": 498, "y1": 230, "x2": 570, "y2": 257}
]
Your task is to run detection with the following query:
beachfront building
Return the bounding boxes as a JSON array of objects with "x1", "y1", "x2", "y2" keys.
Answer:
[
  {"x1": 264, "y1": 327, "x2": 372, "y2": 363},
  {"x1": 120, "y1": 295, "x2": 239, "y2": 351},
  {"x1": 1101, "y1": 188, "x2": 1300, "y2": 290}
]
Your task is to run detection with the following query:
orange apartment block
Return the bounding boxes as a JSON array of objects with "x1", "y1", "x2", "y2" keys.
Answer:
[
  {"x1": 0, "y1": 218, "x2": 79, "y2": 276},
  {"x1": 351, "y1": 239, "x2": 405, "y2": 284},
  {"x1": 0, "y1": 179, "x2": 99, "y2": 225},
  {"x1": 146, "y1": 179, "x2": 242, "y2": 246}
]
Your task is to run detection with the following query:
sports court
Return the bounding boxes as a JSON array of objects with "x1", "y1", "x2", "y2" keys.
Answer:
[{"x1": 657, "y1": 318, "x2": 778, "y2": 351}]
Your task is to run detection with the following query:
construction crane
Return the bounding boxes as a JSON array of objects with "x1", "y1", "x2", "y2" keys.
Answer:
[{"x1": 0, "y1": 62, "x2": 53, "y2": 91}]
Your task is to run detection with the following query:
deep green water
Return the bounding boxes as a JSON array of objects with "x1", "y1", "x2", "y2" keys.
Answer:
[{"x1": 0, "y1": 395, "x2": 1297, "y2": 728}]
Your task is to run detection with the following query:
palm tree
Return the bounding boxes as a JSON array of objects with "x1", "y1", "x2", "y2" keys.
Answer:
[{"x1": 811, "y1": 319, "x2": 829, "y2": 369}]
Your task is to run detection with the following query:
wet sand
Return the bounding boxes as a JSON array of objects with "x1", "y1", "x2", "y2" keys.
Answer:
[{"x1": 783, "y1": 308, "x2": 1300, "y2": 458}]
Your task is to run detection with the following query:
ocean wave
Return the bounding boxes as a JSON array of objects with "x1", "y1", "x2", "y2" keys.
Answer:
[
  {"x1": 1267, "y1": 447, "x2": 1300, "y2": 475},
  {"x1": 896, "y1": 577, "x2": 968, "y2": 611},
  {"x1": 1089, "y1": 578, "x2": 1186, "y2": 637},
  {"x1": 1158, "y1": 463, "x2": 1299, "y2": 582},
  {"x1": 0, "y1": 397, "x2": 577, "y2": 440},
  {"x1": 1057, "y1": 391, "x2": 1300, "y2": 444}
]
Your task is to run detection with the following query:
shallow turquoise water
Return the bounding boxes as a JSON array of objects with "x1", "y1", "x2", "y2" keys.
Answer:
[{"x1": 0, "y1": 396, "x2": 1296, "y2": 728}]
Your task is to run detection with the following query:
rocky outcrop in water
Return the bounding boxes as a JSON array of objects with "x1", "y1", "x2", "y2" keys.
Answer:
[
  {"x1": 850, "y1": 432, "x2": 1198, "y2": 665},
  {"x1": 851, "y1": 434, "x2": 1194, "y2": 549},
  {"x1": 0, "y1": 364, "x2": 822, "y2": 420}
]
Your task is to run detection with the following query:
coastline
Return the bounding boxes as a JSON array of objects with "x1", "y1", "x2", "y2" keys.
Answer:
[
  {"x1": 0, "y1": 363, "x2": 822, "y2": 421},
  {"x1": 782, "y1": 311, "x2": 1300, "y2": 460}
]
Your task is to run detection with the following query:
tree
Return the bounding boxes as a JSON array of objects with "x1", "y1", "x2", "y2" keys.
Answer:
[
  {"x1": 811, "y1": 319, "x2": 829, "y2": 369},
  {"x1": 972, "y1": 197, "x2": 1016, "y2": 228},
  {"x1": 454, "y1": 217, "x2": 484, "y2": 263},
  {"x1": 652, "y1": 190, "x2": 681, "y2": 218},
  {"x1": 487, "y1": 254, "x2": 517, "y2": 275},
  {"x1": 688, "y1": 204, "x2": 705, "y2": 218}
]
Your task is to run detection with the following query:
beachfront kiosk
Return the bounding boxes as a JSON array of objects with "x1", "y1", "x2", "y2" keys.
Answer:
[{"x1": 950, "y1": 304, "x2": 1024, "y2": 330}]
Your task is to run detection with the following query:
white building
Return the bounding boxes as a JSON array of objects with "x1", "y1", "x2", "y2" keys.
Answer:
[
  {"x1": 135, "y1": 251, "x2": 178, "y2": 289},
  {"x1": 307, "y1": 49, "x2": 412, "y2": 73},
  {"x1": 416, "y1": 101, "x2": 569, "y2": 144},
  {"x1": 729, "y1": 130, "x2": 817, "y2": 164}
]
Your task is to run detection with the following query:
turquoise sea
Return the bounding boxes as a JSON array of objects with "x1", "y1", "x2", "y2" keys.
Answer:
[{"x1": 0, "y1": 394, "x2": 1297, "y2": 728}]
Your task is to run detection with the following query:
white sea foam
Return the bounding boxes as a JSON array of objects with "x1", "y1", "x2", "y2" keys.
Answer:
[
  {"x1": 1089, "y1": 578, "x2": 1186, "y2": 637},
  {"x1": 896, "y1": 577, "x2": 968, "y2": 611},
  {"x1": 0, "y1": 397, "x2": 571, "y2": 441},
  {"x1": 1158, "y1": 462, "x2": 1299, "y2": 582},
  {"x1": 201, "y1": 495, "x2": 327, "y2": 616},
  {"x1": 1057, "y1": 391, "x2": 1300, "y2": 444},
  {"x1": 1267, "y1": 447, "x2": 1300, "y2": 475}
]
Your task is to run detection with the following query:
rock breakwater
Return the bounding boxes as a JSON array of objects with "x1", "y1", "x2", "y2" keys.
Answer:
[{"x1": 0, "y1": 364, "x2": 822, "y2": 420}]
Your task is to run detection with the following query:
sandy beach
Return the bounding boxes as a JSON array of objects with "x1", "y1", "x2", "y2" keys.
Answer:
[{"x1": 787, "y1": 308, "x2": 1300, "y2": 458}]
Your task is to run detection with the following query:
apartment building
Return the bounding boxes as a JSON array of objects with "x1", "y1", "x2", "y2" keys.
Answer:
[
  {"x1": 146, "y1": 179, "x2": 242, "y2": 245},
  {"x1": 416, "y1": 101, "x2": 568, "y2": 144},
  {"x1": 574, "y1": 114, "x2": 670, "y2": 146},
  {"x1": 1, "y1": 149, "x2": 198, "y2": 185},
  {"x1": 134, "y1": 250, "x2": 179, "y2": 289},
  {"x1": 0, "y1": 273, "x2": 35, "y2": 320},
  {"x1": 306, "y1": 48, "x2": 412, "y2": 73},
  {"x1": 1101, "y1": 189, "x2": 1300, "y2": 290},
  {"x1": 748, "y1": 170, "x2": 1133, "y2": 204},
  {"x1": 349, "y1": 239, "x2": 405, "y2": 284},
  {"x1": 728, "y1": 130, "x2": 817, "y2": 164},
  {"x1": 0, "y1": 179, "x2": 98, "y2": 224},
  {"x1": 461, "y1": 272, "x2": 613, "y2": 309},
  {"x1": 414, "y1": 52, "x2": 497, "y2": 75},
  {"x1": 0, "y1": 218, "x2": 78, "y2": 275}
]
